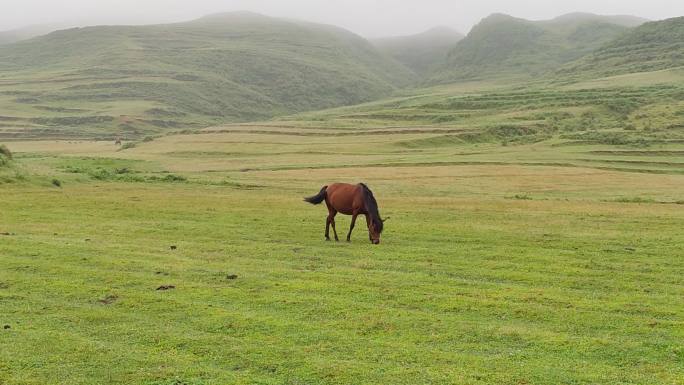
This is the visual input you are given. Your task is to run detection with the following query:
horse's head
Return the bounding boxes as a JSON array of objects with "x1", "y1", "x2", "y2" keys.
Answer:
[{"x1": 368, "y1": 217, "x2": 389, "y2": 245}]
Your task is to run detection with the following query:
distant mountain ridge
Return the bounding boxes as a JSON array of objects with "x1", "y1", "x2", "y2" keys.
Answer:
[
  {"x1": 430, "y1": 12, "x2": 649, "y2": 82},
  {"x1": 559, "y1": 16, "x2": 684, "y2": 78}
]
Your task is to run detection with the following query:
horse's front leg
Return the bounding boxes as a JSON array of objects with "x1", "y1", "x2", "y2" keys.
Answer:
[
  {"x1": 347, "y1": 213, "x2": 358, "y2": 242},
  {"x1": 365, "y1": 214, "x2": 372, "y2": 241},
  {"x1": 325, "y1": 215, "x2": 331, "y2": 241}
]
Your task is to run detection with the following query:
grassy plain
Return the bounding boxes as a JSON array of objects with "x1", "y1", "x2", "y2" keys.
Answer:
[{"x1": 2, "y1": 110, "x2": 684, "y2": 384}]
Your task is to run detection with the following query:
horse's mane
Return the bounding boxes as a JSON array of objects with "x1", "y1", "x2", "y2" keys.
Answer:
[{"x1": 359, "y1": 183, "x2": 383, "y2": 233}]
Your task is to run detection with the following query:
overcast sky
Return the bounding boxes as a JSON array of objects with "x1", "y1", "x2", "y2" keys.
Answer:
[{"x1": 1, "y1": 0, "x2": 683, "y2": 37}]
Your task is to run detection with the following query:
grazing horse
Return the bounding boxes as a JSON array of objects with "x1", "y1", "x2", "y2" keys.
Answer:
[{"x1": 304, "y1": 183, "x2": 388, "y2": 244}]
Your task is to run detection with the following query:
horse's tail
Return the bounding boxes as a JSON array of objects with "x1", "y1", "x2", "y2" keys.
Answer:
[{"x1": 304, "y1": 185, "x2": 328, "y2": 205}]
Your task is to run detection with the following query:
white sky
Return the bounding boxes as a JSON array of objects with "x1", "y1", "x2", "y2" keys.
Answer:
[{"x1": 1, "y1": 0, "x2": 683, "y2": 37}]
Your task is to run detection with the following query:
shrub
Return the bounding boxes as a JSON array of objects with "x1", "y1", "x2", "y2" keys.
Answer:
[
  {"x1": 51, "y1": 179, "x2": 62, "y2": 187},
  {"x1": 613, "y1": 197, "x2": 655, "y2": 203},
  {"x1": 507, "y1": 193, "x2": 533, "y2": 200},
  {"x1": 0, "y1": 144, "x2": 12, "y2": 159},
  {"x1": 159, "y1": 174, "x2": 187, "y2": 183},
  {"x1": 115, "y1": 167, "x2": 132, "y2": 174}
]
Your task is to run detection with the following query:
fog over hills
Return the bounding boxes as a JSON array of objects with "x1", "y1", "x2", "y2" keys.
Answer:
[
  {"x1": 0, "y1": 23, "x2": 79, "y2": 45},
  {"x1": 372, "y1": 27, "x2": 465, "y2": 75}
]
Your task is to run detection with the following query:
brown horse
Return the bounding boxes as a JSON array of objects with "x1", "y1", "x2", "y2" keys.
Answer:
[{"x1": 304, "y1": 183, "x2": 388, "y2": 244}]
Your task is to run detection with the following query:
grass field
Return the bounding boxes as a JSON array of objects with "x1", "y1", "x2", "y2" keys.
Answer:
[{"x1": 1, "y1": 118, "x2": 683, "y2": 384}]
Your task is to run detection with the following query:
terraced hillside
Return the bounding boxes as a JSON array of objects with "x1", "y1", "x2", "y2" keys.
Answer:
[
  {"x1": 432, "y1": 13, "x2": 646, "y2": 82},
  {"x1": 0, "y1": 12, "x2": 414, "y2": 139},
  {"x1": 267, "y1": 68, "x2": 684, "y2": 175}
]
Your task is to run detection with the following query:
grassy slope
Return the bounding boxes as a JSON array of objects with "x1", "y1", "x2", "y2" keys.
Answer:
[
  {"x1": 0, "y1": 12, "x2": 414, "y2": 138},
  {"x1": 372, "y1": 27, "x2": 464, "y2": 75},
  {"x1": 431, "y1": 13, "x2": 640, "y2": 82}
]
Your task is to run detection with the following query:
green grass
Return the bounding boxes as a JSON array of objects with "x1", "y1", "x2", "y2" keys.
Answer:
[{"x1": 1, "y1": 119, "x2": 684, "y2": 384}]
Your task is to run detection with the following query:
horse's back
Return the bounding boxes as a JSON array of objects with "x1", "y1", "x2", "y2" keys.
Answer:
[{"x1": 326, "y1": 183, "x2": 362, "y2": 215}]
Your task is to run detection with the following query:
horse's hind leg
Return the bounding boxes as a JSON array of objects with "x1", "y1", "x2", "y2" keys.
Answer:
[
  {"x1": 325, "y1": 215, "x2": 331, "y2": 241},
  {"x1": 330, "y1": 212, "x2": 339, "y2": 242},
  {"x1": 346, "y1": 213, "x2": 358, "y2": 242},
  {"x1": 326, "y1": 209, "x2": 338, "y2": 241}
]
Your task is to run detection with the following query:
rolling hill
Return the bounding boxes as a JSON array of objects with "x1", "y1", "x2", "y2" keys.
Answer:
[
  {"x1": 559, "y1": 16, "x2": 684, "y2": 78},
  {"x1": 371, "y1": 27, "x2": 464, "y2": 75},
  {"x1": 0, "y1": 12, "x2": 414, "y2": 138},
  {"x1": 431, "y1": 13, "x2": 646, "y2": 83}
]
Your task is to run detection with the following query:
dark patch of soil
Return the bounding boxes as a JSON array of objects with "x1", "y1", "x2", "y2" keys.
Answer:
[{"x1": 98, "y1": 295, "x2": 118, "y2": 305}]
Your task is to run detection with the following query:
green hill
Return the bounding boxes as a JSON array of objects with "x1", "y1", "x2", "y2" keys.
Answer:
[
  {"x1": 0, "y1": 12, "x2": 414, "y2": 138},
  {"x1": 431, "y1": 13, "x2": 644, "y2": 82},
  {"x1": 559, "y1": 16, "x2": 684, "y2": 78},
  {"x1": 371, "y1": 27, "x2": 464, "y2": 75}
]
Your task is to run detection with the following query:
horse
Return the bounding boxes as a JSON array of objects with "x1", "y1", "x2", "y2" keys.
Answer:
[{"x1": 304, "y1": 183, "x2": 388, "y2": 244}]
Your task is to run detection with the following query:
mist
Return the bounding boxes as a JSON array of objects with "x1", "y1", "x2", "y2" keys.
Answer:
[{"x1": 1, "y1": 0, "x2": 683, "y2": 37}]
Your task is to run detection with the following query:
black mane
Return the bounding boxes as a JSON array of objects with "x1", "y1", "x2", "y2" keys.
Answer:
[{"x1": 360, "y1": 183, "x2": 383, "y2": 233}]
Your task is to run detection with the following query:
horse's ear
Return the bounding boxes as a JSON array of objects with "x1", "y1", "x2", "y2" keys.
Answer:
[{"x1": 382, "y1": 217, "x2": 390, "y2": 223}]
